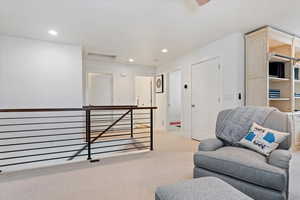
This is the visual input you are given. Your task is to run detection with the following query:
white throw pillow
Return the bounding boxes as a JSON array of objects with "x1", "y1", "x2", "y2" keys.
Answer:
[{"x1": 239, "y1": 122, "x2": 290, "y2": 156}]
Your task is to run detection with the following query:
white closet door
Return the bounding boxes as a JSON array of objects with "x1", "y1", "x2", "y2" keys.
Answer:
[
  {"x1": 87, "y1": 73, "x2": 113, "y2": 106},
  {"x1": 135, "y1": 76, "x2": 153, "y2": 107},
  {"x1": 191, "y1": 58, "x2": 222, "y2": 141}
]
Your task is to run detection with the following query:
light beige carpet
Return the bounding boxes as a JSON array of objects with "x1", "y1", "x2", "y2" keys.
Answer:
[
  {"x1": 0, "y1": 131, "x2": 199, "y2": 200},
  {"x1": 1, "y1": 131, "x2": 300, "y2": 200}
]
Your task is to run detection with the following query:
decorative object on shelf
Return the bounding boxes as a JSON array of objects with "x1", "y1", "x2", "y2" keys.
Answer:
[
  {"x1": 269, "y1": 62, "x2": 285, "y2": 78},
  {"x1": 295, "y1": 68, "x2": 299, "y2": 80},
  {"x1": 156, "y1": 74, "x2": 164, "y2": 93}
]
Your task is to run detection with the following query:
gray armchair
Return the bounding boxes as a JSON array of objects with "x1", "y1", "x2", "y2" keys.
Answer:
[{"x1": 193, "y1": 109, "x2": 292, "y2": 200}]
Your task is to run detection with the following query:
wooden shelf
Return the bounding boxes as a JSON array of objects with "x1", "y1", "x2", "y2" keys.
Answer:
[
  {"x1": 269, "y1": 77, "x2": 290, "y2": 82},
  {"x1": 269, "y1": 98, "x2": 290, "y2": 101},
  {"x1": 269, "y1": 54, "x2": 291, "y2": 62}
]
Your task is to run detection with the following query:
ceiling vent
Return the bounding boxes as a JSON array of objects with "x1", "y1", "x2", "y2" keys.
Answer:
[{"x1": 85, "y1": 52, "x2": 117, "y2": 61}]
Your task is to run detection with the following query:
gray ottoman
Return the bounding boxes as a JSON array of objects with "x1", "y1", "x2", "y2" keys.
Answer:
[{"x1": 155, "y1": 177, "x2": 253, "y2": 200}]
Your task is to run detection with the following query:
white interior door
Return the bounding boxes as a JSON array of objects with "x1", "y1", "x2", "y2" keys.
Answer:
[
  {"x1": 191, "y1": 58, "x2": 222, "y2": 141},
  {"x1": 168, "y1": 70, "x2": 182, "y2": 130},
  {"x1": 135, "y1": 76, "x2": 153, "y2": 107},
  {"x1": 87, "y1": 73, "x2": 113, "y2": 106}
]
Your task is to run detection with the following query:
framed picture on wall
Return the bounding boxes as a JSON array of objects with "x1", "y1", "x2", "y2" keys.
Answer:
[{"x1": 156, "y1": 74, "x2": 164, "y2": 93}]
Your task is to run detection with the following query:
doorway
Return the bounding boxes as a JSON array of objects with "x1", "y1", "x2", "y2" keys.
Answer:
[
  {"x1": 135, "y1": 76, "x2": 154, "y2": 107},
  {"x1": 167, "y1": 70, "x2": 182, "y2": 130},
  {"x1": 86, "y1": 72, "x2": 113, "y2": 106},
  {"x1": 191, "y1": 57, "x2": 222, "y2": 141}
]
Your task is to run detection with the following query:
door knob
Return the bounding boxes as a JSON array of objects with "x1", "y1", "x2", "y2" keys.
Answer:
[{"x1": 192, "y1": 104, "x2": 196, "y2": 108}]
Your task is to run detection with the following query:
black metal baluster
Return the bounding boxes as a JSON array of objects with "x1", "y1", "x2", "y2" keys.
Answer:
[
  {"x1": 86, "y1": 110, "x2": 91, "y2": 160},
  {"x1": 130, "y1": 108, "x2": 134, "y2": 138},
  {"x1": 150, "y1": 108, "x2": 154, "y2": 151}
]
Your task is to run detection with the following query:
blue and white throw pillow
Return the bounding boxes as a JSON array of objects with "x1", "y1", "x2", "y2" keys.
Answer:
[{"x1": 239, "y1": 122, "x2": 290, "y2": 156}]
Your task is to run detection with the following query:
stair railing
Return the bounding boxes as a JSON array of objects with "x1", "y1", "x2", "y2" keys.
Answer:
[{"x1": 0, "y1": 105, "x2": 156, "y2": 172}]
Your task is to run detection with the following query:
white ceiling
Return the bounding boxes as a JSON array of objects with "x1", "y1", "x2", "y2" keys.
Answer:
[{"x1": 0, "y1": 0, "x2": 300, "y2": 66}]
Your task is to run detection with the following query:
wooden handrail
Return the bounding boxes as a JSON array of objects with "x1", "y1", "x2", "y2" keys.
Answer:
[
  {"x1": 82, "y1": 105, "x2": 137, "y2": 110},
  {"x1": 0, "y1": 106, "x2": 157, "y2": 112},
  {"x1": 83, "y1": 106, "x2": 157, "y2": 111},
  {"x1": 0, "y1": 108, "x2": 83, "y2": 112}
]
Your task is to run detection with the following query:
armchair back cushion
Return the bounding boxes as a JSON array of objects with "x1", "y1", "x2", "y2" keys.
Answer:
[
  {"x1": 216, "y1": 108, "x2": 291, "y2": 150},
  {"x1": 215, "y1": 107, "x2": 277, "y2": 146}
]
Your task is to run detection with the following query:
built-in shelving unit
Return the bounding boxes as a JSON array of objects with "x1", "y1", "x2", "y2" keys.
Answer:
[
  {"x1": 245, "y1": 26, "x2": 300, "y2": 112},
  {"x1": 293, "y1": 38, "x2": 300, "y2": 112},
  {"x1": 246, "y1": 26, "x2": 300, "y2": 150}
]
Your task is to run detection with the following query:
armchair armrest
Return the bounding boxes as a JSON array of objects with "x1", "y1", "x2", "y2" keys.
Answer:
[
  {"x1": 268, "y1": 149, "x2": 292, "y2": 169},
  {"x1": 198, "y1": 138, "x2": 224, "y2": 151}
]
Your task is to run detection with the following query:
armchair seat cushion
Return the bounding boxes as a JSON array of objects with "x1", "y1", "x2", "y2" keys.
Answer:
[
  {"x1": 194, "y1": 147, "x2": 287, "y2": 191},
  {"x1": 268, "y1": 149, "x2": 292, "y2": 169}
]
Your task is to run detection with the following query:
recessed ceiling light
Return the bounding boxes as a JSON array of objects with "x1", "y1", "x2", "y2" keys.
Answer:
[
  {"x1": 161, "y1": 48, "x2": 168, "y2": 53},
  {"x1": 48, "y1": 30, "x2": 58, "y2": 36},
  {"x1": 129, "y1": 58, "x2": 135, "y2": 63}
]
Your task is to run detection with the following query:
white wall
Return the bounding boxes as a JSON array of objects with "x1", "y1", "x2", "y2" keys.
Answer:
[
  {"x1": 156, "y1": 33, "x2": 245, "y2": 136},
  {"x1": 83, "y1": 59, "x2": 156, "y2": 106},
  {"x1": 0, "y1": 35, "x2": 84, "y2": 172},
  {"x1": 0, "y1": 35, "x2": 83, "y2": 108}
]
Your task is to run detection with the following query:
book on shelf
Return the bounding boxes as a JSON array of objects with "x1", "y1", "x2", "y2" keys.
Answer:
[
  {"x1": 269, "y1": 96, "x2": 281, "y2": 98},
  {"x1": 269, "y1": 92, "x2": 280, "y2": 94},
  {"x1": 269, "y1": 89, "x2": 280, "y2": 99},
  {"x1": 269, "y1": 89, "x2": 280, "y2": 91}
]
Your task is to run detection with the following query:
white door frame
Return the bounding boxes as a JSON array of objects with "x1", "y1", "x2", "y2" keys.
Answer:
[
  {"x1": 190, "y1": 56, "x2": 222, "y2": 140},
  {"x1": 134, "y1": 75, "x2": 155, "y2": 107},
  {"x1": 85, "y1": 72, "x2": 114, "y2": 106},
  {"x1": 167, "y1": 69, "x2": 183, "y2": 130}
]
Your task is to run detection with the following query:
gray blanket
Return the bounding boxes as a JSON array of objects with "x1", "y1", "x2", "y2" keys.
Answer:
[{"x1": 216, "y1": 106, "x2": 278, "y2": 145}]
